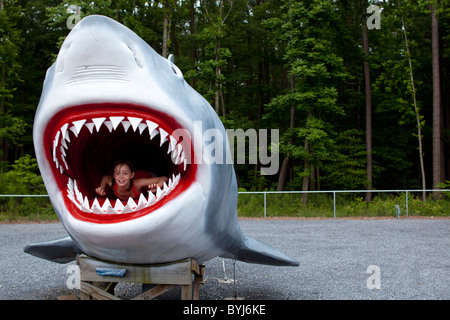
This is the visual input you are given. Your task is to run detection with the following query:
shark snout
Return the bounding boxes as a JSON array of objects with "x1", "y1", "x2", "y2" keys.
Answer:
[{"x1": 55, "y1": 17, "x2": 146, "y2": 84}]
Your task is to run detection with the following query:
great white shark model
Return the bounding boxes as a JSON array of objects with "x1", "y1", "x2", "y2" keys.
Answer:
[{"x1": 25, "y1": 15, "x2": 299, "y2": 267}]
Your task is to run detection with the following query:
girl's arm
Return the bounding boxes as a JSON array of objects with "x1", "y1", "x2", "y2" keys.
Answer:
[
  {"x1": 95, "y1": 175, "x2": 113, "y2": 196},
  {"x1": 135, "y1": 176, "x2": 169, "y2": 192}
]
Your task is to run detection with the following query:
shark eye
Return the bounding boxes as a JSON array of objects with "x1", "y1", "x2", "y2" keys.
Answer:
[{"x1": 167, "y1": 54, "x2": 183, "y2": 79}]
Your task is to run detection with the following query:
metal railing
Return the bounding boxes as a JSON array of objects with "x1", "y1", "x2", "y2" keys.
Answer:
[
  {"x1": 1, "y1": 189, "x2": 449, "y2": 218},
  {"x1": 238, "y1": 189, "x2": 450, "y2": 218}
]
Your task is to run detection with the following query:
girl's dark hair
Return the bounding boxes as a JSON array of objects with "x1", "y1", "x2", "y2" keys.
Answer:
[{"x1": 113, "y1": 159, "x2": 135, "y2": 173}]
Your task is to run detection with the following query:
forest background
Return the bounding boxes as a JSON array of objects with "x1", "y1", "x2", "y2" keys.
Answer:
[{"x1": 0, "y1": 0, "x2": 449, "y2": 219}]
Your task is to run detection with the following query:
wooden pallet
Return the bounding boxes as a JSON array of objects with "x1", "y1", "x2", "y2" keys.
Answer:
[{"x1": 76, "y1": 254, "x2": 205, "y2": 300}]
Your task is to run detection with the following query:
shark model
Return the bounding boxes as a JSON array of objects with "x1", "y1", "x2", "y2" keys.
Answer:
[{"x1": 24, "y1": 15, "x2": 299, "y2": 267}]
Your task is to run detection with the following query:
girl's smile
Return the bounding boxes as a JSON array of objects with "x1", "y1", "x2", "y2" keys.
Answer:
[{"x1": 114, "y1": 164, "x2": 135, "y2": 189}]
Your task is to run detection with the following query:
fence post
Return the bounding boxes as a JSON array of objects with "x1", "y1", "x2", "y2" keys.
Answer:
[
  {"x1": 405, "y1": 191, "x2": 409, "y2": 217},
  {"x1": 263, "y1": 192, "x2": 266, "y2": 218},
  {"x1": 333, "y1": 191, "x2": 336, "y2": 218}
]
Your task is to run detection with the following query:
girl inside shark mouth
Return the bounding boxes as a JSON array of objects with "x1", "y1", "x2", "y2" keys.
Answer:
[
  {"x1": 47, "y1": 103, "x2": 196, "y2": 222},
  {"x1": 95, "y1": 159, "x2": 169, "y2": 201}
]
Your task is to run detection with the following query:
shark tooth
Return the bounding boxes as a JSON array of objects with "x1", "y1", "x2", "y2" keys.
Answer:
[
  {"x1": 101, "y1": 198, "x2": 112, "y2": 212},
  {"x1": 61, "y1": 155, "x2": 69, "y2": 170},
  {"x1": 110, "y1": 116, "x2": 124, "y2": 130},
  {"x1": 127, "y1": 197, "x2": 137, "y2": 210},
  {"x1": 168, "y1": 177, "x2": 173, "y2": 191},
  {"x1": 146, "y1": 120, "x2": 159, "y2": 139},
  {"x1": 106, "y1": 206, "x2": 118, "y2": 214},
  {"x1": 53, "y1": 131, "x2": 60, "y2": 162},
  {"x1": 92, "y1": 117, "x2": 106, "y2": 132},
  {"x1": 103, "y1": 120, "x2": 113, "y2": 132},
  {"x1": 138, "y1": 122, "x2": 147, "y2": 135},
  {"x1": 146, "y1": 191, "x2": 156, "y2": 207},
  {"x1": 128, "y1": 117, "x2": 142, "y2": 132},
  {"x1": 60, "y1": 146, "x2": 66, "y2": 157},
  {"x1": 114, "y1": 199, "x2": 124, "y2": 213},
  {"x1": 159, "y1": 128, "x2": 168, "y2": 146},
  {"x1": 60, "y1": 137, "x2": 68, "y2": 149},
  {"x1": 60, "y1": 123, "x2": 69, "y2": 141},
  {"x1": 84, "y1": 122, "x2": 94, "y2": 134},
  {"x1": 162, "y1": 182, "x2": 170, "y2": 196},
  {"x1": 91, "y1": 197, "x2": 101, "y2": 210},
  {"x1": 121, "y1": 120, "x2": 131, "y2": 132},
  {"x1": 135, "y1": 193, "x2": 148, "y2": 211},
  {"x1": 71, "y1": 119, "x2": 86, "y2": 136},
  {"x1": 167, "y1": 135, "x2": 177, "y2": 154},
  {"x1": 91, "y1": 198, "x2": 104, "y2": 214},
  {"x1": 156, "y1": 185, "x2": 164, "y2": 201},
  {"x1": 121, "y1": 204, "x2": 134, "y2": 214},
  {"x1": 82, "y1": 196, "x2": 90, "y2": 209}
]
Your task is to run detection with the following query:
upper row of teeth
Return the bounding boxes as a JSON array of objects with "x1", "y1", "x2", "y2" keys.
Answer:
[
  {"x1": 52, "y1": 116, "x2": 188, "y2": 174},
  {"x1": 67, "y1": 173, "x2": 181, "y2": 214}
]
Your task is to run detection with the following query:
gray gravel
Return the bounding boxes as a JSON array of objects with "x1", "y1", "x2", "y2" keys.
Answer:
[{"x1": 0, "y1": 219, "x2": 449, "y2": 300}]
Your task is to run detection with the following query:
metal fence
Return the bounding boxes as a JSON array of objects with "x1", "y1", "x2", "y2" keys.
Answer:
[
  {"x1": 1, "y1": 189, "x2": 449, "y2": 219},
  {"x1": 238, "y1": 189, "x2": 450, "y2": 218}
]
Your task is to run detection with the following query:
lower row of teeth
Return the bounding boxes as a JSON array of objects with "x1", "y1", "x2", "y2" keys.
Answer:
[{"x1": 67, "y1": 174, "x2": 181, "y2": 214}]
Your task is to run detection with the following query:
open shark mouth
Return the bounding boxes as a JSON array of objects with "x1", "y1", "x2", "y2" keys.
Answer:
[{"x1": 45, "y1": 103, "x2": 196, "y2": 223}]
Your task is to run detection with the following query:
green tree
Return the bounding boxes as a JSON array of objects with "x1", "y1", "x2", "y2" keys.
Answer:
[
  {"x1": 0, "y1": 0, "x2": 24, "y2": 164},
  {"x1": 265, "y1": 0, "x2": 348, "y2": 201}
]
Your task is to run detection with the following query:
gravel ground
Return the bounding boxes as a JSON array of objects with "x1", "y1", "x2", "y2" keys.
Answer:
[{"x1": 0, "y1": 218, "x2": 448, "y2": 300}]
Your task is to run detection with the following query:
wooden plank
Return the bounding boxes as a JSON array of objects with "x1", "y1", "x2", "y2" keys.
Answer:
[
  {"x1": 132, "y1": 284, "x2": 176, "y2": 300},
  {"x1": 181, "y1": 283, "x2": 193, "y2": 300},
  {"x1": 78, "y1": 255, "x2": 192, "y2": 285},
  {"x1": 76, "y1": 255, "x2": 204, "y2": 300},
  {"x1": 80, "y1": 281, "x2": 121, "y2": 300}
]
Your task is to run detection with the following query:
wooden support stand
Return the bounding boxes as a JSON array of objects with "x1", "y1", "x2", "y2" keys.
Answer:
[{"x1": 76, "y1": 254, "x2": 205, "y2": 300}]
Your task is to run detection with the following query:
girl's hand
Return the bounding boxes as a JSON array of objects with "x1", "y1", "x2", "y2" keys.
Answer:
[
  {"x1": 148, "y1": 183, "x2": 158, "y2": 193},
  {"x1": 148, "y1": 177, "x2": 168, "y2": 193},
  {"x1": 95, "y1": 187, "x2": 106, "y2": 196}
]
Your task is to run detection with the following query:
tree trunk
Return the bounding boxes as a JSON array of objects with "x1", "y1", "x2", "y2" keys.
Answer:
[
  {"x1": 189, "y1": 0, "x2": 197, "y2": 87},
  {"x1": 301, "y1": 111, "x2": 313, "y2": 205},
  {"x1": 431, "y1": 2, "x2": 442, "y2": 196},
  {"x1": 361, "y1": 16, "x2": 373, "y2": 202},
  {"x1": 301, "y1": 141, "x2": 310, "y2": 206},
  {"x1": 276, "y1": 75, "x2": 295, "y2": 191},
  {"x1": 162, "y1": 13, "x2": 169, "y2": 58},
  {"x1": 401, "y1": 15, "x2": 427, "y2": 200}
]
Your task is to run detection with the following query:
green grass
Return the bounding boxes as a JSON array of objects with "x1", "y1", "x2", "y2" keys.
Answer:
[
  {"x1": 237, "y1": 191, "x2": 450, "y2": 218},
  {"x1": 0, "y1": 191, "x2": 448, "y2": 222},
  {"x1": 0, "y1": 196, "x2": 57, "y2": 222}
]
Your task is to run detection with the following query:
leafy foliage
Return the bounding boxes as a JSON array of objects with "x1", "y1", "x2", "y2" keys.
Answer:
[{"x1": 0, "y1": 0, "x2": 449, "y2": 202}]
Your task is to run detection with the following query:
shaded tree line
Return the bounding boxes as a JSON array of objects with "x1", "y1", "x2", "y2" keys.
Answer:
[{"x1": 0, "y1": 0, "x2": 449, "y2": 199}]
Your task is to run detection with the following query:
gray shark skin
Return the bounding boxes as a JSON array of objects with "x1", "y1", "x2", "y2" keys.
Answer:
[{"x1": 25, "y1": 15, "x2": 298, "y2": 267}]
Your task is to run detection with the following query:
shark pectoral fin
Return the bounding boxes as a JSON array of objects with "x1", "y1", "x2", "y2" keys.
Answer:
[
  {"x1": 220, "y1": 236, "x2": 299, "y2": 267},
  {"x1": 24, "y1": 236, "x2": 83, "y2": 264}
]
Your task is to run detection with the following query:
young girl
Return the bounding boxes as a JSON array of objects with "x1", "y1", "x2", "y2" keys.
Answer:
[{"x1": 95, "y1": 160, "x2": 168, "y2": 201}]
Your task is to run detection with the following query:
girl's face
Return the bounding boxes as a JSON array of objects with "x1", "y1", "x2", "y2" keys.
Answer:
[{"x1": 114, "y1": 164, "x2": 135, "y2": 188}]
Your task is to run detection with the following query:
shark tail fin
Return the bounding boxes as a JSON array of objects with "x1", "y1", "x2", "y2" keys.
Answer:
[
  {"x1": 220, "y1": 235, "x2": 299, "y2": 266},
  {"x1": 24, "y1": 236, "x2": 82, "y2": 264}
]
